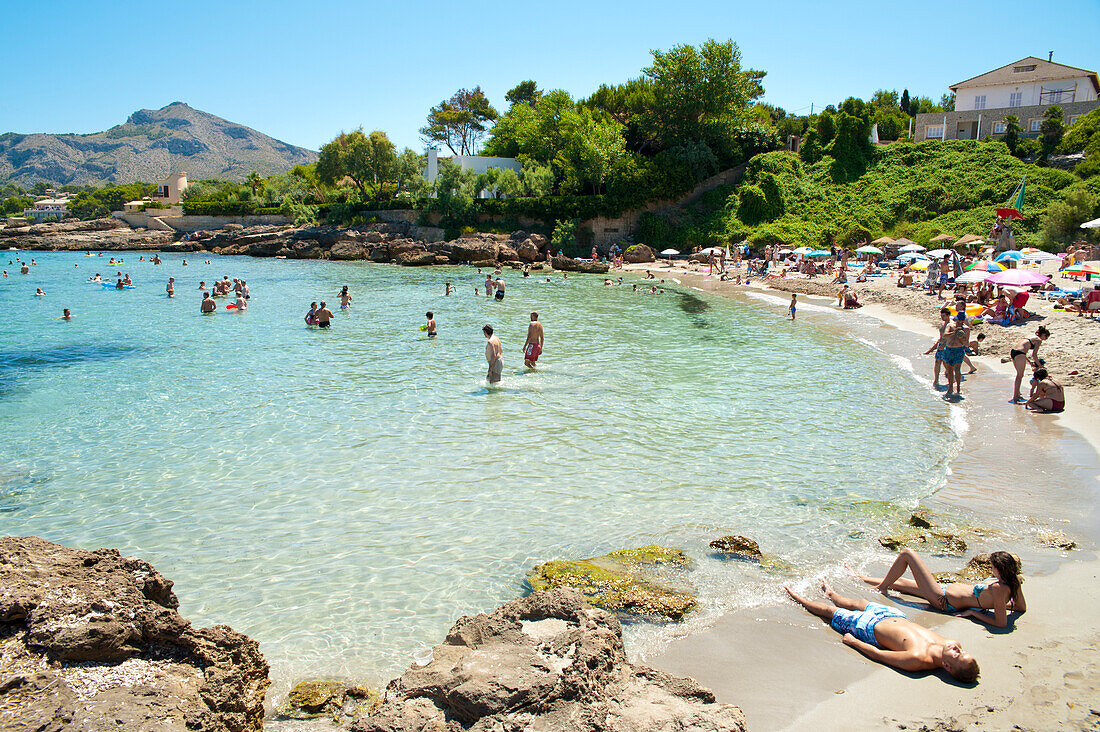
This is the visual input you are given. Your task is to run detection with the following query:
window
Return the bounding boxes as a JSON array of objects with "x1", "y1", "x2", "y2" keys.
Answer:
[
  {"x1": 926, "y1": 126, "x2": 944, "y2": 139},
  {"x1": 1013, "y1": 65, "x2": 1036, "y2": 73},
  {"x1": 1040, "y1": 87, "x2": 1075, "y2": 105},
  {"x1": 1029, "y1": 119, "x2": 1043, "y2": 132},
  {"x1": 993, "y1": 122, "x2": 1006, "y2": 134},
  {"x1": 973, "y1": 95, "x2": 986, "y2": 110},
  {"x1": 1009, "y1": 92, "x2": 1023, "y2": 107},
  {"x1": 1069, "y1": 115, "x2": 1081, "y2": 126}
]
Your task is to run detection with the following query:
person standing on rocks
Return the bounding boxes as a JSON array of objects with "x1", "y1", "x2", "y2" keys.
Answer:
[
  {"x1": 484, "y1": 324, "x2": 503, "y2": 384},
  {"x1": 524, "y1": 312, "x2": 543, "y2": 368}
]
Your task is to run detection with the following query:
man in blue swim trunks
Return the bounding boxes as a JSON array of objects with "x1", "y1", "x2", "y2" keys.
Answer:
[
  {"x1": 785, "y1": 582, "x2": 979, "y2": 683},
  {"x1": 941, "y1": 311, "x2": 971, "y2": 400}
]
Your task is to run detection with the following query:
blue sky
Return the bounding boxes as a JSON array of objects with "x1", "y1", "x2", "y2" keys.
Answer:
[{"x1": 3, "y1": 0, "x2": 1098, "y2": 152}]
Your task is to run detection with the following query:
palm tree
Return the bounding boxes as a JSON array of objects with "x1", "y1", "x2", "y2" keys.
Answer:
[{"x1": 245, "y1": 171, "x2": 264, "y2": 200}]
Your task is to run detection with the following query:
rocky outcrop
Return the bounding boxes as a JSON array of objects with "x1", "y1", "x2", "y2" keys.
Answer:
[
  {"x1": 351, "y1": 589, "x2": 744, "y2": 732},
  {"x1": 623, "y1": 244, "x2": 656, "y2": 263},
  {"x1": 528, "y1": 546, "x2": 697, "y2": 620},
  {"x1": 0, "y1": 536, "x2": 269, "y2": 732},
  {"x1": 277, "y1": 679, "x2": 381, "y2": 724},
  {"x1": 0, "y1": 218, "x2": 175, "y2": 251},
  {"x1": 551, "y1": 255, "x2": 610, "y2": 274}
]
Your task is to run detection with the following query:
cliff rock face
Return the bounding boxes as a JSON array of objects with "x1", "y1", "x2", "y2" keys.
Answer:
[
  {"x1": 0, "y1": 102, "x2": 316, "y2": 186},
  {"x1": 352, "y1": 588, "x2": 744, "y2": 732},
  {"x1": 0, "y1": 218, "x2": 176, "y2": 250},
  {"x1": 0, "y1": 536, "x2": 269, "y2": 732}
]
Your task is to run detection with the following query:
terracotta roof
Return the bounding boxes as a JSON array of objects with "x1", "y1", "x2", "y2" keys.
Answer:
[{"x1": 950, "y1": 57, "x2": 1100, "y2": 95}]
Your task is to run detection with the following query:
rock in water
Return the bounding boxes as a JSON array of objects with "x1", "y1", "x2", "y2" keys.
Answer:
[
  {"x1": 351, "y1": 588, "x2": 745, "y2": 732},
  {"x1": 528, "y1": 545, "x2": 697, "y2": 620},
  {"x1": 709, "y1": 535, "x2": 762, "y2": 559},
  {"x1": 934, "y1": 552, "x2": 1024, "y2": 585},
  {"x1": 0, "y1": 536, "x2": 269, "y2": 731}
]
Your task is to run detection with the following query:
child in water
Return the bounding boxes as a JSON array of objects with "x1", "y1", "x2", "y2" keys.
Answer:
[{"x1": 789, "y1": 294, "x2": 797, "y2": 320}]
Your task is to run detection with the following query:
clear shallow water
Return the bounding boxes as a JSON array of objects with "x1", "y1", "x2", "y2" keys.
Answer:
[{"x1": 0, "y1": 250, "x2": 1035, "y2": 695}]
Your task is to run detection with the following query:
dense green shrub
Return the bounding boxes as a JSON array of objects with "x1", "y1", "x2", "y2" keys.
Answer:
[{"x1": 181, "y1": 200, "x2": 259, "y2": 216}]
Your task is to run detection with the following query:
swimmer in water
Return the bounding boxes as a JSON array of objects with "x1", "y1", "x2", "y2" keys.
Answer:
[
  {"x1": 201, "y1": 291, "x2": 217, "y2": 313},
  {"x1": 315, "y1": 301, "x2": 333, "y2": 328},
  {"x1": 305, "y1": 302, "x2": 318, "y2": 325},
  {"x1": 339, "y1": 286, "x2": 352, "y2": 309},
  {"x1": 445, "y1": 282, "x2": 455, "y2": 296},
  {"x1": 199, "y1": 280, "x2": 206, "y2": 290},
  {"x1": 35, "y1": 288, "x2": 45, "y2": 296},
  {"x1": 233, "y1": 293, "x2": 247, "y2": 310},
  {"x1": 425, "y1": 311, "x2": 437, "y2": 337},
  {"x1": 59, "y1": 308, "x2": 72, "y2": 320},
  {"x1": 166, "y1": 277, "x2": 175, "y2": 297}
]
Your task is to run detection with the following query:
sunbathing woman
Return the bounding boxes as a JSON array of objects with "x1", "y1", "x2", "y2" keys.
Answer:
[
  {"x1": 855, "y1": 549, "x2": 1025, "y2": 629},
  {"x1": 1010, "y1": 326, "x2": 1050, "y2": 402}
]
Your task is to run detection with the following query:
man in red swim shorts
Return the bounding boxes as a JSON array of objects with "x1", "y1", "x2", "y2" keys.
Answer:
[{"x1": 524, "y1": 311, "x2": 544, "y2": 368}]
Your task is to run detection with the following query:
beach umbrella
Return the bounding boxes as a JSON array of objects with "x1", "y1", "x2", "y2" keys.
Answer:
[
  {"x1": 1080, "y1": 217, "x2": 1100, "y2": 229},
  {"x1": 987, "y1": 269, "x2": 1050, "y2": 287},
  {"x1": 967, "y1": 260, "x2": 1005, "y2": 272},
  {"x1": 777, "y1": 248, "x2": 793, "y2": 254},
  {"x1": 871, "y1": 236, "x2": 894, "y2": 245},
  {"x1": 1062, "y1": 263, "x2": 1100, "y2": 277},
  {"x1": 956, "y1": 270, "x2": 992, "y2": 284},
  {"x1": 930, "y1": 233, "x2": 955, "y2": 243},
  {"x1": 909, "y1": 259, "x2": 932, "y2": 270},
  {"x1": 897, "y1": 242, "x2": 925, "y2": 252},
  {"x1": 1019, "y1": 247, "x2": 1041, "y2": 254},
  {"x1": 807, "y1": 250, "x2": 832, "y2": 257},
  {"x1": 855, "y1": 245, "x2": 883, "y2": 254},
  {"x1": 926, "y1": 248, "x2": 953, "y2": 258},
  {"x1": 995, "y1": 251, "x2": 1023, "y2": 262},
  {"x1": 898, "y1": 252, "x2": 930, "y2": 262},
  {"x1": 954, "y1": 234, "x2": 985, "y2": 248},
  {"x1": 699, "y1": 246, "x2": 724, "y2": 256},
  {"x1": 1022, "y1": 251, "x2": 1061, "y2": 262},
  {"x1": 793, "y1": 246, "x2": 814, "y2": 254},
  {"x1": 660, "y1": 249, "x2": 680, "y2": 256}
]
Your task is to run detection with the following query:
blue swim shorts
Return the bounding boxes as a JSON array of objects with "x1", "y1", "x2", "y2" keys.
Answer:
[
  {"x1": 830, "y1": 602, "x2": 906, "y2": 647},
  {"x1": 941, "y1": 346, "x2": 965, "y2": 365}
]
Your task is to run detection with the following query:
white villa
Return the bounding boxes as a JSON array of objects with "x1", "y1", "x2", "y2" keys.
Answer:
[
  {"x1": 915, "y1": 57, "x2": 1100, "y2": 142},
  {"x1": 424, "y1": 149, "x2": 522, "y2": 198}
]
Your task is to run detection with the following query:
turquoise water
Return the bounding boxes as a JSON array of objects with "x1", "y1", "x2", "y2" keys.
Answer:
[{"x1": 1, "y1": 251, "x2": 962, "y2": 692}]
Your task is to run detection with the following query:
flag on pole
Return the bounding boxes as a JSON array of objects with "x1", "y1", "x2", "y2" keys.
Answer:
[{"x1": 995, "y1": 176, "x2": 1026, "y2": 220}]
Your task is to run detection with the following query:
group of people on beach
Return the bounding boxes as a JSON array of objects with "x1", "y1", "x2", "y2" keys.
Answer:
[{"x1": 787, "y1": 547, "x2": 1024, "y2": 683}]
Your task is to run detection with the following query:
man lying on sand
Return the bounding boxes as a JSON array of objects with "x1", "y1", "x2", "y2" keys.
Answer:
[{"x1": 785, "y1": 582, "x2": 979, "y2": 683}]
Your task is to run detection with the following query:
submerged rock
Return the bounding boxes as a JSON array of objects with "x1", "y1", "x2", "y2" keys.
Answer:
[
  {"x1": 351, "y1": 588, "x2": 745, "y2": 732},
  {"x1": 278, "y1": 679, "x2": 382, "y2": 722},
  {"x1": 908, "y1": 509, "x2": 934, "y2": 529},
  {"x1": 709, "y1": 535, "x2": 761, "y2": 559},
  {"x1": 1039, "y1": 531, "x2": 1077, "y2": 551},
  {"x1": 0, "y1": 536, "x2": 269, "y2": 732},
  {"x1": 528, "y1": 545, "x2": 697, "y2": 620},
  {"x1": 878, "y1": 530, "x2": 967, "y2": 556}
]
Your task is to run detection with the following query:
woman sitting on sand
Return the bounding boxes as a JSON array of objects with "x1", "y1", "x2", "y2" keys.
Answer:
[
  {"x1": 856, "y1": 549, "x2": 1025, "y2": 629},
  {"x1": 1010, "y1": 326, "x2": 1050, "y2": 403}
]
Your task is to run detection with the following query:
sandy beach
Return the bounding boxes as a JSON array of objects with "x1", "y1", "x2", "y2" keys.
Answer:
[{"x1": 623, "y1": 260, "x2": 1100, "y2": 731}]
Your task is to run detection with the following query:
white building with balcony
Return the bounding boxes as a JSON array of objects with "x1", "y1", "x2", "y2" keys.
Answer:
[{"x1": 915, "y1": 57, "x2": 1100, "y2": 142}]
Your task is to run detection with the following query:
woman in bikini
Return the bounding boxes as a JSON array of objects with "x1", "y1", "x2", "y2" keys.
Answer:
[
  {"x1": 1010, "y1": 326, "x2": 1049, "y2": 403},
  {"x1": 856, "y1": 549, "x2": 1025, "y2": 629},
  {"x1": 1026, "y1": 368, "x2": 1065, "y2": 413}
]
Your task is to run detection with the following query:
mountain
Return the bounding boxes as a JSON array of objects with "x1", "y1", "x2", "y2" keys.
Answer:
[{"x1": 0, "y1": 102, "x2": 317, "y2": 186}]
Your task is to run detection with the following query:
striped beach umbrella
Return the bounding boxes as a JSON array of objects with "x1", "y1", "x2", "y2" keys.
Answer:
[{"x1": 966, "y1": 260, "x2": 1005, "y2": 272}]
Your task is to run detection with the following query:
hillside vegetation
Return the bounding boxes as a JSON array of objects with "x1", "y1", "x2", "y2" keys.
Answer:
[{"x1": 638, "y1": 140, "x2": 1099, "y2": 251}]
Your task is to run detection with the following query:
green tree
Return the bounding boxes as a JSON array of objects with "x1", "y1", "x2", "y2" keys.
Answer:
[
  {"x1": 394, "y1": 148, "x2": 422, "y2": 196},
  {"x1": 495, "y1": 168, "x2": 523, "y2": 198},
  {"x1": 799, "y1": 128, "x2": 824, "y2": 164},
  {"x1": 1042, "y1": 185, "x2": 1097, "y2": 248},
  {"x1": 640, "y1": 38, "x2": 765, "y2": 147},
  {"x1": 1039, "y1": 106, "x2": 1065, "y2": 159},
  {"x1": 551, "y1": 219, "x2": 579, "y2": 251},
  {"x1": 420, "y1": 87, "x2": 499, "y2": 156},
  {"x1": 522, "y1": 160, "x2": 554, "y2": 197},
  {"x1": 1001, "y1": 115, "x2": 1022, "y2": 155},
  {"x1": 316, "y1": 129, "x2": 398, "y2": 201},
  {"x1": 871, "y1": 89, "x2": 899, "y2": 109},
  {"x1": 940, "y1": 93, "x2": 956, "y2": 110},
  {"x1": 505, "y1": 80, "x2": 541, "y2": 107},
  {"x1": 816, "y1": 110, "x2": 836, "y2": 145},
  {"x1": 900, "y1": 89, "x2": 910, "y2": 115},
  {"x1": 245, "y1": 171, "x2": 264, "y2": 199},
  {"x1": 826, "y1": 111, "x2": 873, "y2": 180}
]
